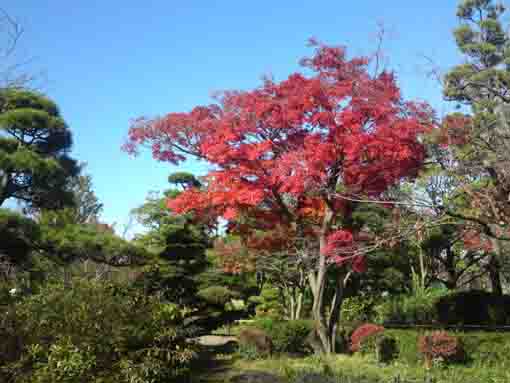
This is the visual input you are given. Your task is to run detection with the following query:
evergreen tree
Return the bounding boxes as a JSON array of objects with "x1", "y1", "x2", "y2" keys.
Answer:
[
  {"x1": 132, "y1": 172, "x2": 210, "y2": 304},
  {"x1": 0, "y1": 89, "x2": 79, "y2": 209},
  {"x1": 440, "y1": 0, "x2": 510, "y2": 293}
]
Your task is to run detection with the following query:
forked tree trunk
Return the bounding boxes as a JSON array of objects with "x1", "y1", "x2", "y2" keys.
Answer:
[
  {"x1": 308, "y1": 205, "x2": 347, "y2": 354},
  {"x1": 285, "y1": 286, "x2": 305, "y2": 320},
  {"x1": 309, "y1": 262, "x2": 346, "y2": 354}
]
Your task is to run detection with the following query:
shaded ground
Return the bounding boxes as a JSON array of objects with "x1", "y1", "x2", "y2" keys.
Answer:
[{"x1": 189, "y1": 335, "x2": 239, "y2": 383}]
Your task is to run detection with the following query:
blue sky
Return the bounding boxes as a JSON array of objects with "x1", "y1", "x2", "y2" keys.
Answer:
[{"x1": 7, "y1": 1, "x2": 461, "y2": 237}]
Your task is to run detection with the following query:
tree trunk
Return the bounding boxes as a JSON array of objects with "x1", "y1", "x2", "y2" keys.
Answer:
[
  {"x1": 295, "y1": 290, "x2": 304, "y2": 320},
  {"x1": 308, "y1": 203, "x2": 346, "y2": 354},
  {"x1": 309, "y1": 265, "x2": 346, "y2": 354},
  {"x1": 489, "y1": 238, "x2": 503, "y2": 295},
  {"x1": 287, "y1": 287, "x2": 304, "y2": 320},
  {"x1": 445, "y1": 247, "x2": 458, "y2": 290}
]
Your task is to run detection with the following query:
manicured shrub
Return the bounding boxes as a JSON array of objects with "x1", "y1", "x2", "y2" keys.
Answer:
[
  {"x1": 350, "y1": 323, "x2": 385, "y2": 353},
  {"x1": 197, "y1": 285, "x2": 240, "y2": 307},
  {"x1": 436, "y1": 290, "x2": 510, "y2": 326},
  {"x1": 378, "y1": 290, "x2": 510, "y2": 326},
  {"x1": 385, "y1": 329, "x2": 510, "y2": 367},
  {"x1": 238, "y1": 327, "x2": 273, "y2": 356},
  {"x1": 272, "y1": 320, "x2": 313, "y2": 354},
  {"x1": 253, "y1": 319, "x2": 314, "y2": 354},
  {"x1": 418, "y1": 331, "x2": 465, "y2": 366},
  {"x1": 249, "y1": 285, "x2": 285, "y2": 319},
  {"x1": 374, "y1": 289, "x2": 447, "y2": 325}
]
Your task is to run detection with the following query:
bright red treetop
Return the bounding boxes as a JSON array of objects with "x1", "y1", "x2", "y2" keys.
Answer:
[{"x1": 124, "y1": 41, "x2": 434, "y2": 266}]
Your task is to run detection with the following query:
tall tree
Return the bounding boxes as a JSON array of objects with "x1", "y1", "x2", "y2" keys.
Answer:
[
  {"x1": 0, "y1": 89, "x2": 79, "y2": 210},
  {"x1": 439, "y1": 0, "x2": 510, "y2": 293},
  {"x1": 124, "y1": 41, "x2": 433, "y2": 353}
]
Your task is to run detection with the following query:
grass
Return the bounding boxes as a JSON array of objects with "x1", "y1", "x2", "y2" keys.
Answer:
[
  {"x1": 206, "y1": 324, "x2": 510, "y2": 382},
  {"x1": 232, "y1": 353, "x2": 510, "y2": 383}
]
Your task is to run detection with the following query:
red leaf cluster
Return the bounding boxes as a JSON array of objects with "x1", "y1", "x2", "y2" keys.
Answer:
[
  {"x1": 350, "y1": 323, "x2": 385, "y2": 352},
  {"x1": 418, "y1": 331, "x2": 464, "y2": 362},
  {"x1": 462, "y1": 229, "x2": 493, "y2": 253},
  {"x1": 213, "y1": 238, "x2": 257, "y2": 274},
  {"x1": 437, "y1": 115, "x2": 471, "y2": 147}
]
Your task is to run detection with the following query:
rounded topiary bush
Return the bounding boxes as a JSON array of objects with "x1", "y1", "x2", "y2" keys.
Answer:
[
  {"x1": 238, "y1": 327, "x2": 273, "y2": 356},
  {"x1": 197, "y1": 285, "x2": 240, "y2": 307},
  {"x1": 418, "y1": 331, "x2": 465, "y2": 367},
  {"x1": 253, "y1": 319, "x2": 313, "y2": 354},
  {"x1": 350, "y1": 323, "x2": 385, "y2": 353}
]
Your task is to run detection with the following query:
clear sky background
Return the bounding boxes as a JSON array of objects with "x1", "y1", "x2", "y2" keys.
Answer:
[{"x1": 6, "y1": 1, "x2": 463, "y2": 237}]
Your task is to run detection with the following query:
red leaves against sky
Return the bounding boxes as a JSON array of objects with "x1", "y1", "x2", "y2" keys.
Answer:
[{"x1": 124, "y1": 40, "x2": 434, "y2": 267}]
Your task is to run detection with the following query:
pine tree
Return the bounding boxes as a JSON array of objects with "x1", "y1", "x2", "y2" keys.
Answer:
[
  {"x1": 441, "y1": 0, "x2": 510, "y2": 294},
  {"x1": 0, "y1": 89, "x2": 79, "y2": 210}
]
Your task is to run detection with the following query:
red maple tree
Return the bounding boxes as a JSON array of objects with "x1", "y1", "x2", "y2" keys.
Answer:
[{"x1": 124, "y1": 40, "x2": 434, "y2": 353}]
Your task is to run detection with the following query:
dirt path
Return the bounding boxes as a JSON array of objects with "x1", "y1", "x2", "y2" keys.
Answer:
[{"x1": 188, "y1": 335, "x2": 238, "y2": 382}]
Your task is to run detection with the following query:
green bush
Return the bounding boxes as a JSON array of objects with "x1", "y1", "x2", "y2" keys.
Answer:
[
  {"x1": 374, "y1": 289, "x2": 447, "y2": 324},
  {"x1": 235, "y1": 342, "x2": 265, "y2": 361},
  {"x1": 376, "y1": 290, "x2": 510, "y2": 326},
  {"x1": 252, "y1": 319, "x2": 314, "y2": 354},
  {"x1": 385, "y1": 329, "x2": 510, "y2": 367},
  {"x1": 375, "y1": 336, "x2": 398, "y2": 363},
  {"x1": 249, "y1": 285, "x2": 285, "y2": 319},
  {"x1": 341, "y1": 295, "x2": 377, "y2": 323},
  {"x1": 1, "y1": 279, "x2": 197, "y2": 383},
  {"x1": 436, "y1": 290, "x2": 510, "y2": 326},
  {"x1": 197, "y1": 285, "x2": 240, "y2": 307}
]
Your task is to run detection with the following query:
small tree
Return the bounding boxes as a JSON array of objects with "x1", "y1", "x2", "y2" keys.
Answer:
[{"x1": 131, "y1": 173, "x2": 210, "y2": 304}]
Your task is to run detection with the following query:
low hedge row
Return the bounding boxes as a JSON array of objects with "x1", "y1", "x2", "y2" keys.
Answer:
[
  {"x1": 375, "y1": 290, "x2": 510, "y2": 326},
  {"x1": 384, "y1": 329, "x2": 510, "y2": 366}
]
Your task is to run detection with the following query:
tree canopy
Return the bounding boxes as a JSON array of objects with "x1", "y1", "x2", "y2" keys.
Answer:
[
  {"x1": 0, "y1": 88, "x2": 79, "y2": 210},
  {"x1": 124, "y1": 41, "x2": 435, "y2": 353}
]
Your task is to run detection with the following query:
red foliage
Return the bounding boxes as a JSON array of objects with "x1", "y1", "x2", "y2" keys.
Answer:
[
  {"x1": 214, "y1": 238, "x2": 257, "y2": 274},
  {"x1": 418, "y1": 331, "x2": 464, "y2": 363},
  {"x1": 124, "y1": 40, "x2": 434, "y2": 269},
  {"x1": 462, "y1": 229, "x2": 493, "y2": 253},
  {"x1": 350, "y1": 323, "x2": 385, "y2": 352},
  {"x1": 438, "y1": 115, "x2": 471, "y2": 147}
]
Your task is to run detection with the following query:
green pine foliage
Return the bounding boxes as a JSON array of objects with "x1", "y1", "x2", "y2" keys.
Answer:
[{"x1": 0, "y1": 89, "x2": 79, "y2": 210}]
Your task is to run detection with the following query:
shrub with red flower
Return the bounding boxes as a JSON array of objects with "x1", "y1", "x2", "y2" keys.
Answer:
[
  {"x1": 418, "y1": 331, "x2": 465, "y2": 366},
  {"x1": 350, "y1": 323, "x2": 385, "y2": 352}
]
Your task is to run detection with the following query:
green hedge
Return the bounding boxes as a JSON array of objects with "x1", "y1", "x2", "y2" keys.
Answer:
[
  {"x1": 375, "y1": 290, "x2": 510, "y2": 326},
  {"x1": 386, "y1": 329, "x2": 510, "y2": 366},
  {"x1": 436, "y1": 290, "x2": 510, "y2": 326}
]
